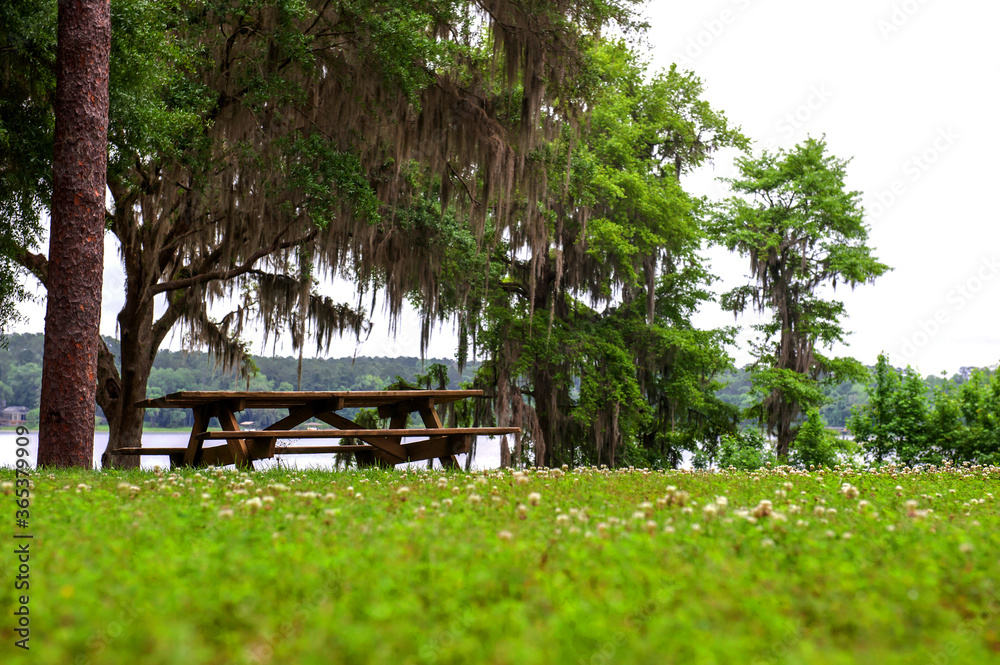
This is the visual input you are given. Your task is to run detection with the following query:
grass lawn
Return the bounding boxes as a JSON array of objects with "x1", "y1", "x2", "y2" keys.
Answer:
[{"x1": 1, "y1": 463, "x2": 998, "y2": 664}]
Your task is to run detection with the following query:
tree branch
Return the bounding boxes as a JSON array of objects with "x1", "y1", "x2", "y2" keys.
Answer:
[{"x1": 150, "y1": 226, "x2": 319, "y2": 295}]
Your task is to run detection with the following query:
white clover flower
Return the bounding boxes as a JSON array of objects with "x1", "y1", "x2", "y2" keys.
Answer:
[
  {"x1": 528, "y1": 492, "x2": 541, "y2": 506},
  {"x1": 715, "y1": 496, "x2": 729, "y2": 508},
  {"x1": 498, "y1": 530, "x2": 513, "y2": 541},
  {"x1": 760, "y1": 538, "x2": 775, "y2": 548},
  {"x1": 518, "y1": 504, "x2": 529, "y2": 519},
  {"x1": 467, "y1": 493, "x2": 482, "y2": 505},
  {"x1": 752, "y1": 500, "x2": 773, "y2": 519},
  {"x1": 218, "y1": 508, "x2": 234, "y2": 519}
]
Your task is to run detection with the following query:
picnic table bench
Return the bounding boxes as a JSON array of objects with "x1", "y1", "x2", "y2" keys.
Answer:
[{"x1": 119, "y1": 390, "x2": 519, "y2": 469}]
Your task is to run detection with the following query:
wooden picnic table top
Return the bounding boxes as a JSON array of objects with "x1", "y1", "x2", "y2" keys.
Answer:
[{"x1": 136, "y1": 389, "x2": 485, "y2": 410}]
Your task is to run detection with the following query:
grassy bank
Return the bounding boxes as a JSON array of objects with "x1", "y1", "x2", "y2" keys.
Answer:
[{"x1": 1, "y1": 464, "x2": 998, "y2": 664}]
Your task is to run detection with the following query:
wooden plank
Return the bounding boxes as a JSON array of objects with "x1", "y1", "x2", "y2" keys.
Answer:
[
  {"x1": 214, "y1": 404, "x2": 253, "y2": 468},
  {"x1": 119, "y1": 446, "x2": 234, "y2": 467},
  {"x1": 136, "y1": 390, "x2": 484, "y2": 409},
  {"x1": 197, "y1": 427, "x2": 520, "y2": 439},
  {"x1": 119, "y1": 435, "x2": 471, "y2": 463}
]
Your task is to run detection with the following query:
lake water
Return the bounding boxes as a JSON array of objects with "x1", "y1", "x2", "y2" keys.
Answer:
[{"x1": 0, "y1": 431, "x2": 504, "y2": 470}]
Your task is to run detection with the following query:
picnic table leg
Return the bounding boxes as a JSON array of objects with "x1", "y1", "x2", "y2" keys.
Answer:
[
  {"x1": 355, "y1": 412, "x2": 410, "y2": 468},
  {"x1": 418, "y1": 405, "x2": 459, "y2": 469},
  {"x1": 214, "y1": 404, "x2": 254, "y2": 469},
  {"x1": 182, "y1": 407, "x2": 210, "y2": 467}
]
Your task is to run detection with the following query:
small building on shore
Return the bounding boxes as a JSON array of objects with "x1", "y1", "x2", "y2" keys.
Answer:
[{"x1": 1, "y1": 406, "x2": 29, "y2": 428}]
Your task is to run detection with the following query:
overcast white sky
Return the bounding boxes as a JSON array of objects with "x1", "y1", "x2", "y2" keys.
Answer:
[{"x1": 15, "y1": 0, "x2": 1000, "y2": 376}]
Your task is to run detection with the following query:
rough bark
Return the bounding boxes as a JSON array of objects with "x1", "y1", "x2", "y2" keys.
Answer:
[{"x1": 37, "y1": 0, "x2": 111, "y2": 468}]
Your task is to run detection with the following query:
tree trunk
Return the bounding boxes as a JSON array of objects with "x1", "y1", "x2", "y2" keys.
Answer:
[
  {"x1": 98, "y1": 285, "x2": 157, "y2": 468},
  {"x1": 37, "y1": 0, "x2": 111, "y2": 468},
  {"x1": 533, "y1": 367, "x2": 555, "y2": 467}
]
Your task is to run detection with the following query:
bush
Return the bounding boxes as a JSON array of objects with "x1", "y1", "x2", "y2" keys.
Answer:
[
  {"x1": 701, "y1": 428, "x2": 774, "y2": 471},
  {"x1": 791, "y1": 409, "x2": 855, "y2": 468}
]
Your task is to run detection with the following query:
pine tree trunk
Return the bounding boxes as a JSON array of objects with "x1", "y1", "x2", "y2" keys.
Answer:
[{"x1": 37, "y1": 0, "x2": 111, "y2": 468}]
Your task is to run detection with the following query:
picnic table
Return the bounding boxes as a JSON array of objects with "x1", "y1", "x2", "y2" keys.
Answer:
[{"x1": 119, "y1": 390, "x2": 519, "y2": 469}]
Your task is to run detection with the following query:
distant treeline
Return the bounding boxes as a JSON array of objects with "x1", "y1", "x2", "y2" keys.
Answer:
[
  {"x1": 0, "y1": 333, "x2": 992, "y2": 436},
  {"x1": 714, "y1": 363, "x2": 992, "y2": 429}
]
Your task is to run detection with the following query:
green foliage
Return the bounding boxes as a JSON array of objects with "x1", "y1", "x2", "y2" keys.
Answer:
[
  {"x1": 0, "y1": 0, "x2": 54, "y2": 341},
  {"x1": 848, "y1": 354, "x2": 1000, "y2": 466},
  {"x1": 695, "y1": 428, "x2": 774, "y2": 471},
  {"x1": 790, "y1": 409, "x2": 856, "y2": 469}
]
